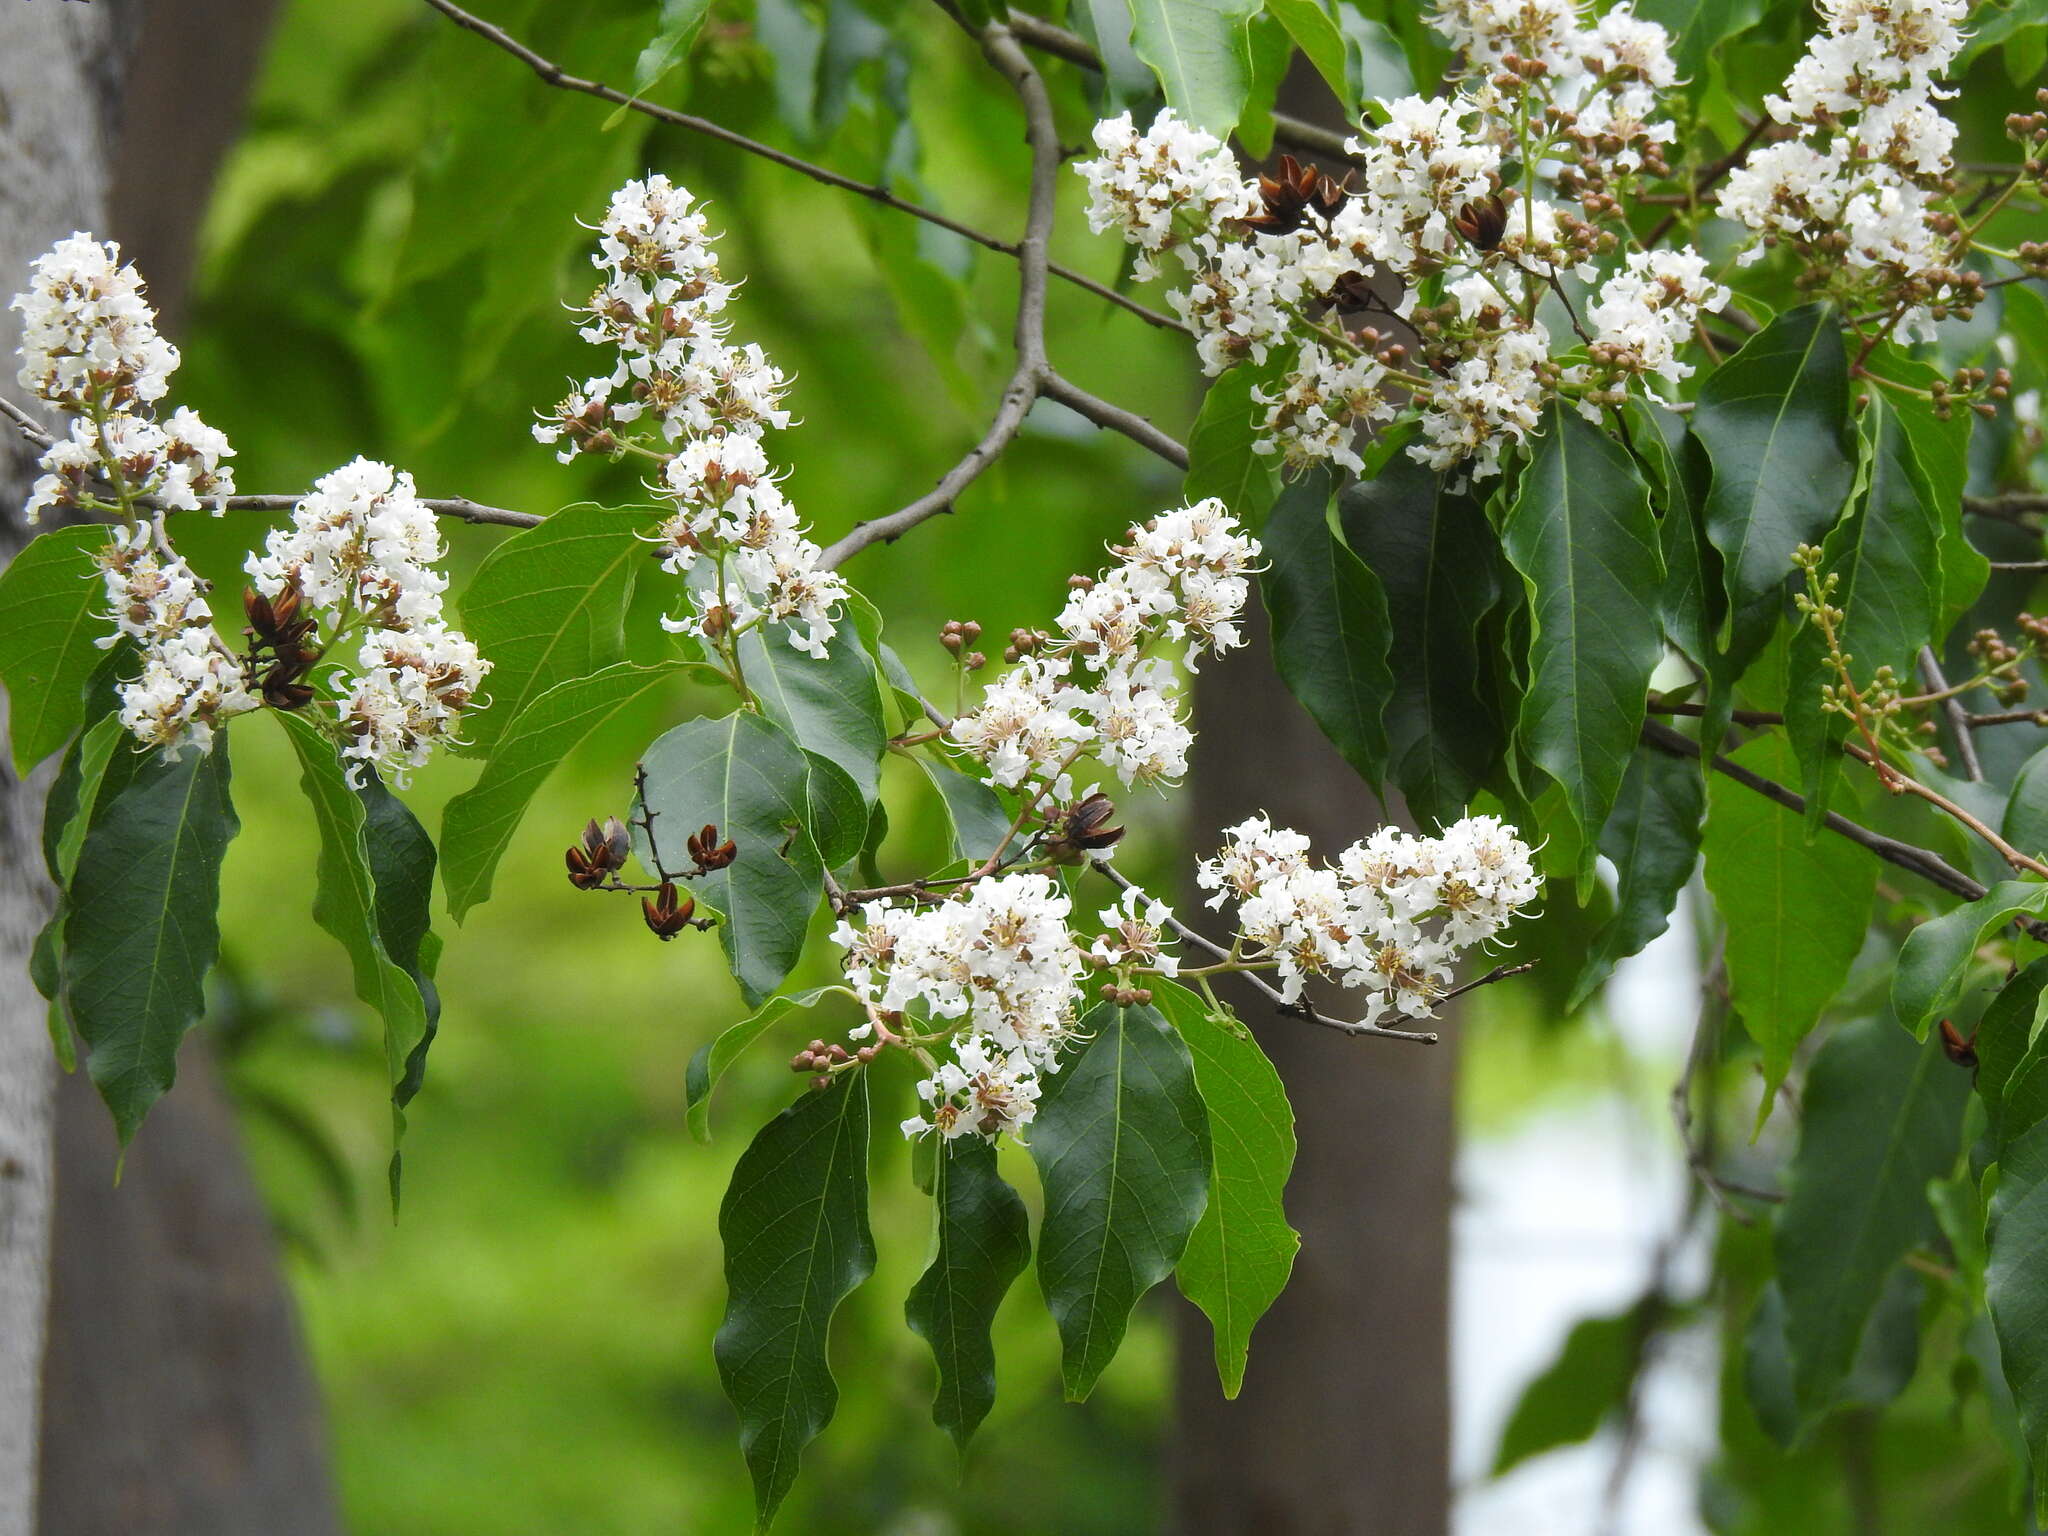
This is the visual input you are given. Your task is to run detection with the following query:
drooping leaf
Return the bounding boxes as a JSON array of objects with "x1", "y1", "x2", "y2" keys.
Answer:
[
  {"x1": 1984, "y1": 1106, "x2": 2048, "y2": 1523},
  {"x1": 439, "y1": 660, "x2": 698, "y2": 922},
  {"x1": 1701, "y1": 733, "x2": 1875, "y2": 1106},
  {"x1": 2003, "y1": 745, "x2": 2048, "y2": 865},
  {"x1": 1263, "y1": 0, "x2": 1351, "y2": 103},
  {"x1": 637, "y1": 709, "x2": 825, "y2": 1005},
  {"x1": 905, "y1": 1134, "x2": 1032, "y2": 1452},
  {"x1": 741, "y1": 622, "x2": 890, "y2": 808},
  {"x1": 0, "y1": 524, "x2": 109, "y2": 775},
  {"x1": 62, "y1": 740, "x2": 239, "y2": 1144},
  {"x1": 1776, "y1": 1015, "x2": 1969, "y2": 1421},
  {"x1": 1261, "y1": 468, "x2": 1393, "y2": 792},
  {"x1": 1125, "y1": 0, "x2": 1263, "y2": 138},
  {"x1": 914, "y1": 755, "x2": 1015, "y2": 870},
  {"x1": 1153, "y1": 980, "x2": 1298, "y2": 1399},
  {"x1": 1894, "y1": 880, "x2": 2048, "y2": 1042},
  {"x1": 1862, "y1": 350, "x2": 1983, "y2": 628},
  {"x1": 1501, "y1": 405, "x2": 1665, "y2": 878},
  {"x1": 1693, "y1": 303, "x2": 1856, "y2": 671},
  {"x1": 714, "y1": 1075, "x2": 875, "y2": 1531},
  {"x1": 686, "y1": 985, "x2": 841, "y2": 1142},
  {"x1": 1568, "y1": 742, "x2": 1705, "y2": 1009},
  {"x1": 458, "y1": 502, "x2": 653, "y2": 752},
  {"x1": 1029, "y1": 1000, "x2": 1211, "y2": 1401},
  {"x1": 1341, "y1": 457, "x2": 1505, "y2": 827},
  {"x1": 1783, "y1": 391, "x2": 1943, "y2": 824},
  {"x1": 1975, "y1": 957, "x2": 2048, "y2": 1146},
  {"x1": 800, "y1": 748, "x2": 868, "y2": 872},
  {"x1": 1494, "y1": 1302, "x2": 1655, "y2": 1473},
  {"x1": 1182, "y1": 355, "x2": 1286, "y2": 524}
]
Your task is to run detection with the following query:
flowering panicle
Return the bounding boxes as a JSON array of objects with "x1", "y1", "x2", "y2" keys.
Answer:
[
  {"x1": 536, "y1": 175, "x2": 846, "y2": 659},
  {"x1": 247, "y1": 458, "x2": 488, "y2": 784},
  {"x1": 947, "y1": 499, "x2": 1259, "y2": 795},
  {"x1": 95, "y1": 527, "x2": 259, "y2": 758},
  {"x1": 1196, "y1": 814, "x2": 1539, "y2": 1024},
  {"x1": 1716, "y1": 0, "x2": 1977, "y2": 331}
]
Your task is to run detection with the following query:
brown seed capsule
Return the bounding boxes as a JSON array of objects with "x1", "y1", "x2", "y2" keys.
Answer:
[
  {"x1": 642, "y1": 882, "x2": 696, "y2": 940},
  {"x1": 1453, "y1": 193, "x2": 1510, "y2": 252},
  {"x1": 1939, "y1": 1018, "x2": 1978, "y2": 1070},
  {"x1": 1240, "y1": 154, "x2": 1349, "y2": 237},
  {"x1": 1045, "y1": 791, "x2": 1126, "y2": 864},
  {"x1": 688, "y1": 822, "x2": 738, "y2": 871}
]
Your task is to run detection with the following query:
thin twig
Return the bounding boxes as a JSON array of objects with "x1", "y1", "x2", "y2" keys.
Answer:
[
  {"x1": 1966, "y1": 492, "x2": 2048, "y2": 522},
  {"x1": 1918, "y1": 645, "x2": 1984, "y2": 782},
  {"x1": 1037, "y1": 369, "x2": 1189, "y2": 469},
  {"x1": 419, "y1": 0, "x2": 1186, "y2": 335},
  {"x1": 1841, "y1": 737, "x2": 2048, "y2": 878}
]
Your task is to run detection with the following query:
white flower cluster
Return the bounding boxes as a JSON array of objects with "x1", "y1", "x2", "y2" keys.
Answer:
[
  {"x1": 95, "y1": 527, "x2": 259, "y2": 758},
  {"x1": 1075, "y1": 0, "x2": 1706, "y2": 482},
  {"x1": 247, "y1": 458, "x2": 488, "y2": 783},
  {"x1": 1717, "y1": 0, "x2": 1970, "y2": 329},
  {"x1": 832, "y1": 873, "x2": 1085, "y2": 1141},
  {"x1": 1196, "y1": 813, "x2": 1539, "y2": 1025},
  {"x1": 1570, "y1": 248, "x2": 1731, "y2": 410},
  {"x1": 12, "y1": 236, "x2": 237, "y2": 524},
  {"x1": 536, "y1": 175, "x2": 846, "y2": 659},
  {"x1": 948, "y1": 500, "x2": 1259, "y2": 794}
]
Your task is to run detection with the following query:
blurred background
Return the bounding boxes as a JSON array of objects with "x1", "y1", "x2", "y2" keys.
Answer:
[{"x1": 18, "y1": 1, "x2": 2037, "y2": 1531}]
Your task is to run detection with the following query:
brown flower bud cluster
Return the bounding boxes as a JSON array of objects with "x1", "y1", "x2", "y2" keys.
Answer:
[{"x1": 939, "y1": 619, "x2": 986, "y2": 671}]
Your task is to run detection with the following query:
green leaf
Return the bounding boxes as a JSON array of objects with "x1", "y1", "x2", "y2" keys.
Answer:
[
  {"x1": 1341, "y1": 457, "x2": 1505, "y2": 826},
  {"x1": 1125, "y1": 0, "x2": 1263, "y2": 138},
  {"x1": 1264, "y1": 0, "x2": 1350, "y2": 103},
  {"x1": 439, "y1": 661, "x2": 696, "y2": 922},
  {"x1": 1568, "y1": 743, "x2": 1705, "y2": 1010},
  {"x1": 800, "y1": 748, "x2": 867, "y2": 873},
  {"x1": 1633, "y1": 0, "x2": 1765, "y2": 87},
  {"x1": 714, "y1": 1075, "x2": 875, "y2": 1531},
  {"x1": 1777, "y1": 1015, "x2": 1969, "y2": 1421},
  {"x1": 0, "y1": 524, "x2": 108, "y2": 775},
  {"x1": 2004, "y1": 745, "x2": 2048, "y2": 865},
  {"x1": 1784, "y1": 392, "x2": 1942, "y2": 825},
  {"x1": 1862, "y1": 352, "x2": 1983, "y2": 628},
  {"x1": 458, "y1": 502, "x2": 653, "y2": 752},
  {"x1": 638, "y1": 710, "x2": 824, "y2": 1005},
  {"x1": 1153, "y1": 980, "x2": 1298, "y2": 1399},
  {"x1": 914, "y1": 755, "x2": 1014, "y2": 869},
  {"x1": 1500, "y1": 406, "x2": 1665, "y2": 878},
  {"x1": 904, "y1": 1134, "x2": 1032, "y2": 1452},
  {"x1": 1030, "y1": 1000, "x2": 1211, "y2": 1401},
  {"x1": 1261, "y1": 467, "x2": 1393, "y2": 791},
  {"x1": 1494, "y1": 1304, "x2": 1652, "y2": 1474},
  {"x1": 1693, "y1": 303, "x2": 1856, "y2": 670},
  {"x1": 686, "y1": 986, "x2": 840, "y2": 1142},
  {"x1": 1702, "y1": 734, "x2": 1875, "y2": 1106},
  {"x1": 1983, "y1": 1106, "x2": 2048, "y2": 1522},
  {"x1": 1975, "y1": 957, "x2": 2048, "y2": 1146},
  {"x1": 1182, "y1": 357, "x2": 1284, "y2": 525},
  {"x1": 743, "y1": 624, "x2": 890, "y2": 808},
  {"x1": 62, "y1": 741, "x2": 239, "y2": 1145},
  {"x1": 1894, "y1": 880, "x2": 2048, "y2": 1042}
]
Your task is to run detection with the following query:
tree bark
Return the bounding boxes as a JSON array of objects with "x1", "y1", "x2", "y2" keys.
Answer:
[{"x1": 1171, "y1": 606, "x2": 1457, "y2": 1536}]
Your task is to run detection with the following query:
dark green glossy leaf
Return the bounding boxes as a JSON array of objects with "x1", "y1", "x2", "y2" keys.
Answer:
[
  {"x1": 62, "y1": 740, "x2": 239, "y2": 1145},
  {"x1": 1784, "y1": 392, "x2": 1943, "y2": 824},
  {"x1": 1863, "y1": 351, "x2": 1983, "y2": 628},
  {"x1": 1568, "y1": 743, "x2": 1705, "y2": 1009},
  {"x1": 914, "y1": 755, "x2": 1014, "y2": 870},
  {"x1": 1182, "y1": 357, "x2": 1284, "y2": 524},
  {"x1": 440, "y1": 661, "x2": 697, "y2": 922},
  {"x1": 714, "y1": 1075, "x2": 875, "y2": 1531},
  {"x1": 1777, "y1": 1015, "x2": 1968, "y2": 1420},
  {"x1": 2003, "y1": 745, "x2": 2048, "y2": 866},
  {"x1": 1126, "y1": 0, "x2": 1262, "y2": 137},
  {"x1": 1341, "y1": 457, "x2": 1505, "y2": 826},
  {"x1": 1153, "y1": 980, "x2": 1297, "y2": 1398},
  {"x1": 1262, "y1": 468, "x2": 1393, "y2": 791},
  {"x1": 1030, "y1": 1001, "x2": 1210, "y2": 1401},
  {"x1": 1702, "y1": 734, "x2": 1874, "y2": 1104},
  {"x1": 638, "y1": 710, "x2": 823, "y2": 1005},
  {"x1": 741, "y1": 622, "x2": 890, "y2": 808},
  {"x1": 800, "y1": 748, "x2": 867, "y2": 872},
  {"x1": 905, "y1": 1134, "x2": 1031, "y2": 1451},
  {"x1": 1975, "y1": 957, "x2": 2048, "y2": 1146},
  {"x1": 686, "y1": 985, "x2": 841, "y2": 1142},
  {"x1": 1985, "y1": 1105, "x2": 2048, "y2": 1522},
  {"x1": 1894, "y1": 880, "x2": 2048, "y2": 1042},
  {"x1": 459, "y1": 502, "x2": 652, "y2": 752},
  {"x1": 1501, "y1": 406, "x2": 1664, "y2": 876},
  {"x1": 1693, "y1": 303, "x2": 1856, "y2": 671},
  {"x1": 0, "y1": 524, "x2": 107, "y2": 774}
]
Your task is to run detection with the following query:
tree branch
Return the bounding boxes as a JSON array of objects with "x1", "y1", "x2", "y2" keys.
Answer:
[
  {"x1": 418, "y1": 0, "x2": 1186, "y2": 335},
  {"x1": 1038, "y1": 369, "x2": 1189, "y2": 469},
  {"x1": 1918, "y1": 644, "x2": 1983, "y2": 782}
]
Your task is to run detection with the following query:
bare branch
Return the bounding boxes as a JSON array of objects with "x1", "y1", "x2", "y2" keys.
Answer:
[
  {"x1": 419, "y1": 0, "x2": 1186, "y2": 335},
  {"x1": 1965, "y1": 492, "x2": 2048, "y2": 521},
  {"x1": 1038, "y1": 369, "x2": 1189, "y2": 469}
]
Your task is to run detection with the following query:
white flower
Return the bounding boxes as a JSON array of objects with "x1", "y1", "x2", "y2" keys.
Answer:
[
  {"x1": 96, "y1": 526, "x2": 258, "y2": 758},
  {"x1": 11, "y1": 234, "x2": 180, "y2": 411}
]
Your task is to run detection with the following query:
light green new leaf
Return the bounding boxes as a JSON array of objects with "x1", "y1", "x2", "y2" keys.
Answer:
[
  {"x1": 905, "y1": 1134, "x2": 1031, "y2": 1452},
  {"x1": 714, "y1": 1075, "x2": 875, "y2": 1532},
  {"x1": 0, "y1": 524, "x2": 109, "y2": 775},
  {"x1": 62, "y1": 739, "x2": 239, "y2": 1145},
  {"x1": 1261, "y1": 468, "x2": 1393, "y2": 792},
  {"x1": 1693, "y1": 303, "x2": 1855, "y2": 671},
  {"x1": 1702, "y1": 734, "x2": 1875, "y2": 1107},
  {"x1": 686, "y1": 985, "x2": 840, "y2": 1142},
  {"x1": 459, "y1": 502, "x2": 653, "y2": 752},
  {"x1": 1126, "y1": 0, "x2": 1262, "y2": 138},
  {"x1": 1568, "y1": 744, "x2": 1704, "y2": 1010},
  {"x1": 1501, "y1": 406, "x2": 1664, "y2": 878},
  {"x1": 1983, "y1": 1104, "x2": 2048, "y2": 1523},
  {"x1": 1776, "y1": 1015, "x2": 1969, "y2": 1422},
  {"x1": 1154, "y1": 981, "x2": 1298, "y2": 1399},
  {"x1": 1784, "y1": 392, "x2": 1942, "y2": 825},
  {"x1": 1896, "y1": 881, "x2": 2048, "y2": 1041},
  {"x1": 638, "y1": 710, "x2": 824, "y2": 1005},
  {"x1": 440, "y1": 660, "x2": 697, "y2": 922},
  {"x1": 1030, "y1": 1001, "x2": 1211, "y2": 1401}
]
